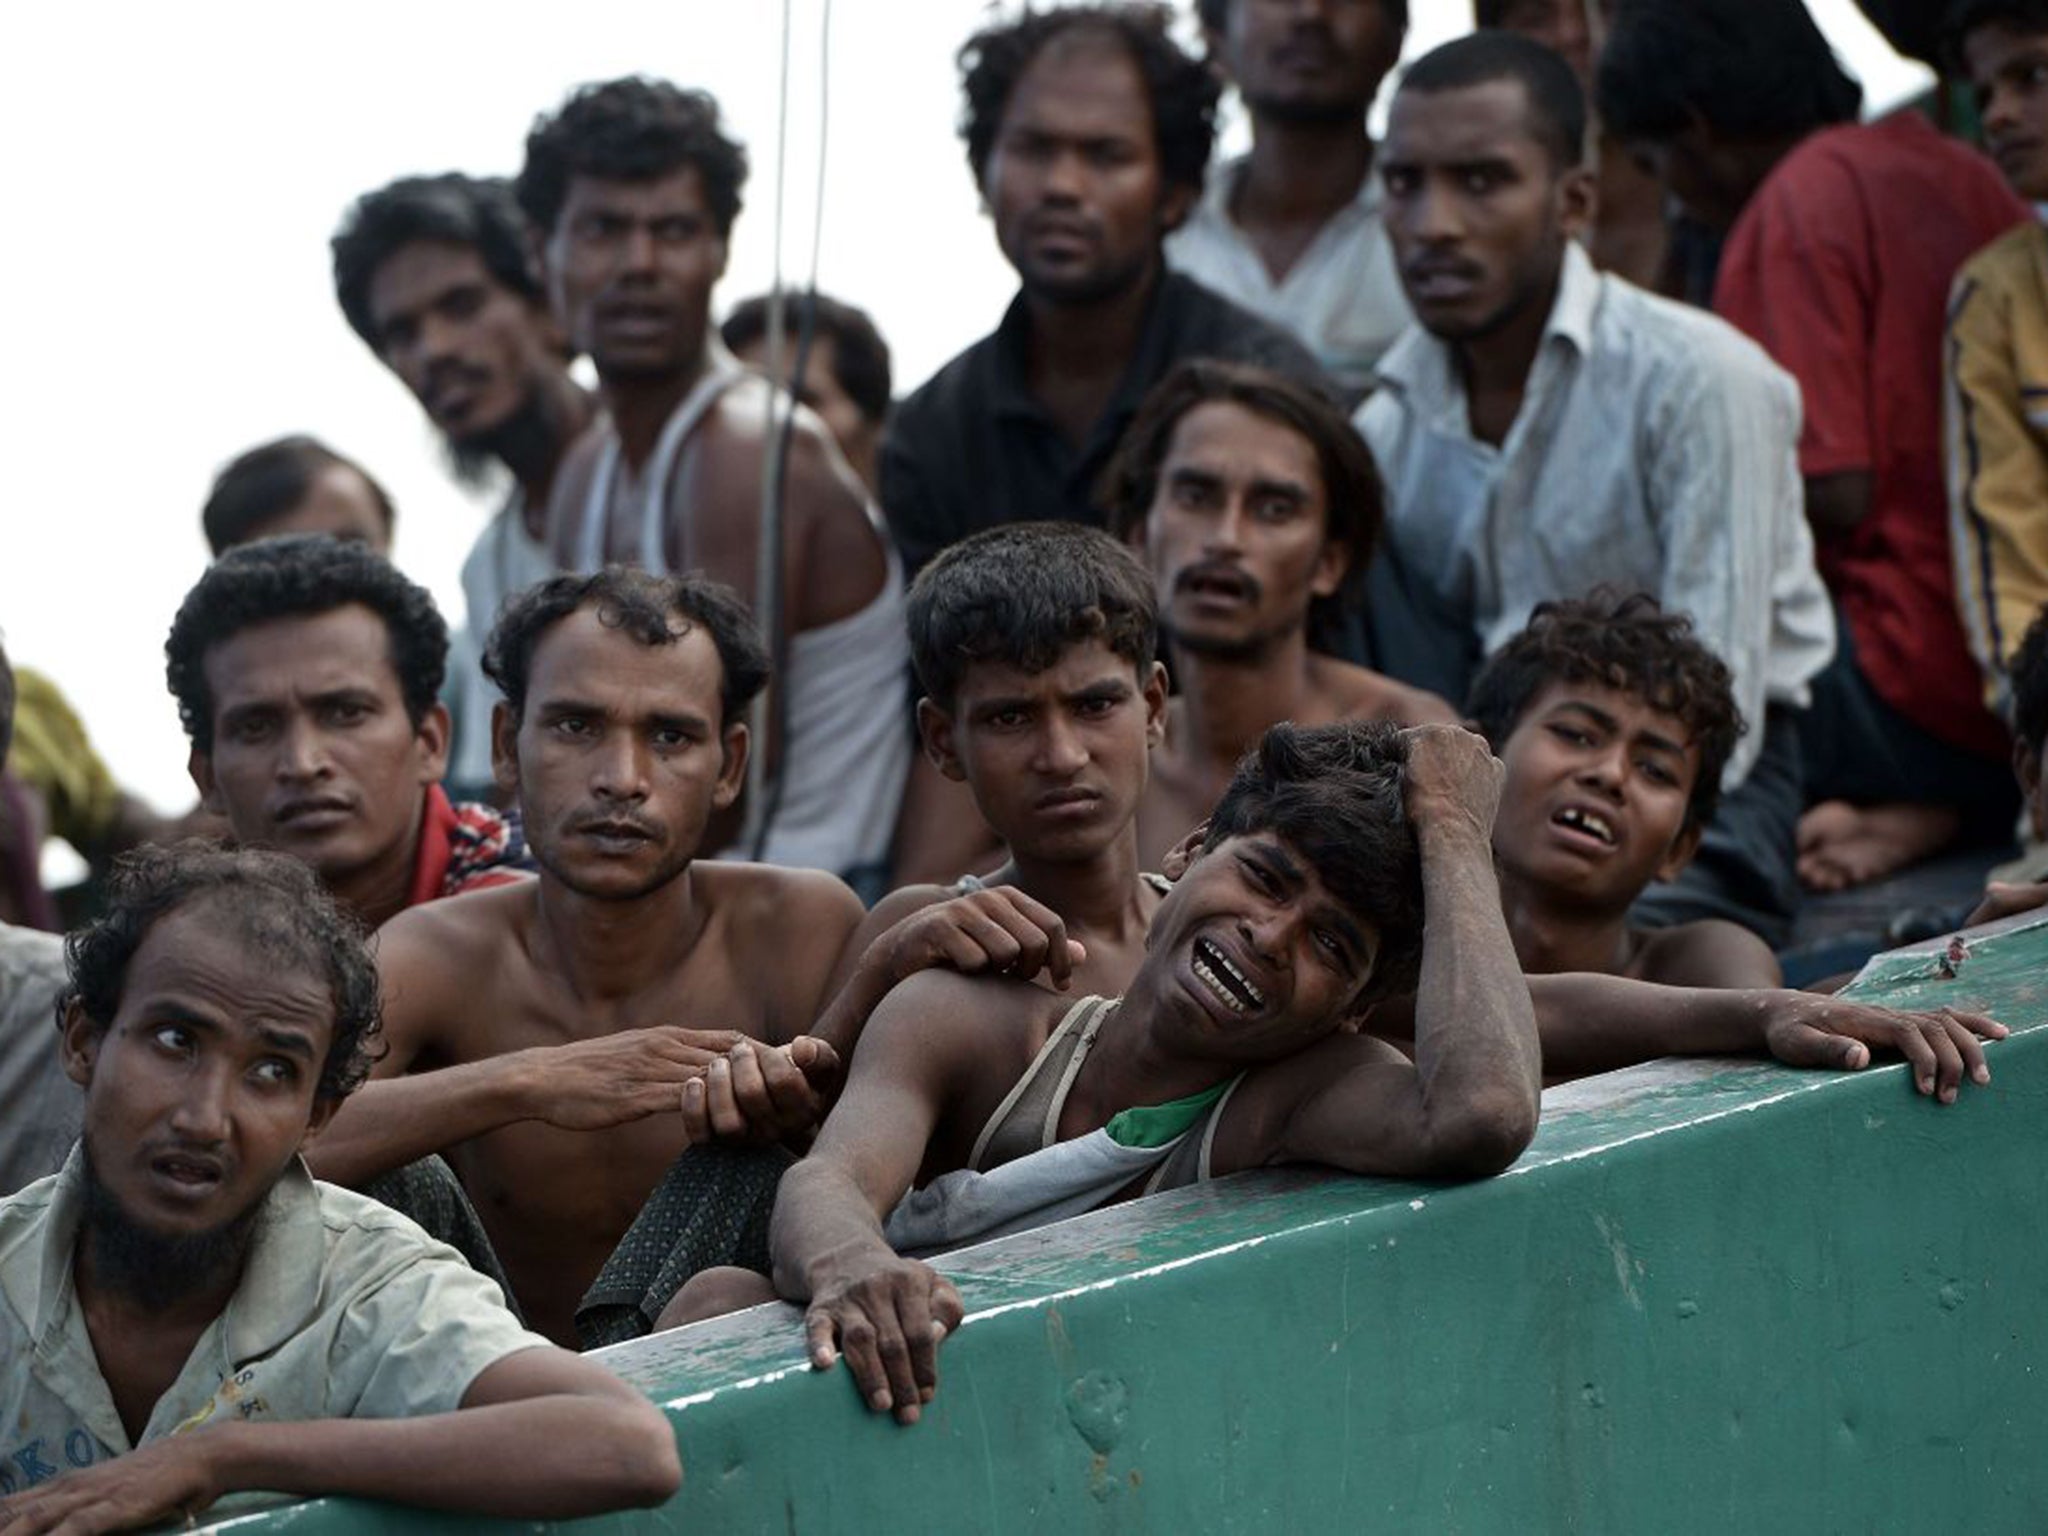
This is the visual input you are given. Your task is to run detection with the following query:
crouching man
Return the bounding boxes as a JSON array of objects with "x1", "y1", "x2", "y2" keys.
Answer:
[{"x1": 0, "y1": 845, "x2": 679, "y2": 1532}]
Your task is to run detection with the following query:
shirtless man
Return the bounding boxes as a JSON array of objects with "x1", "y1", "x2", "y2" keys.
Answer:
[
  {"x1": 758, "y1": 719, "x2": 2002, "y2": 1420},
  {"x1": 522, "y1": 78, "x2": 908, "y2": 885},
  {"x1": 307, "y1": 569, "x2": 858, "y2": 1347},
  {"x1": 821, "y1": 523, "x2": 1171, "y2": 1045},
  {"x1": 1469, "y1": 593, "x2": 1781, "y2": 988},
  {"x1": 1103, "y1": 358, "x2": 1455, "y2": 864}
]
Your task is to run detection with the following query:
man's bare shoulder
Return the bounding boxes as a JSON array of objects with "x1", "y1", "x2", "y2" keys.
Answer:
[
  {"x1": 379, "y1": 880, "x2": 535, "y2": 968},
  {"x1": 865, "y1": 967, "x2": 1063, "y2": 1051},
  {"x1": 1630, "y1": 920, "x2": 1783, "y2": 990},
  {"x1": 699, "y1": 861, "x2": 865, "y2": 948},
  {"x1": 1312, "y1": 654, "x2": 1460, "y2": 727}
]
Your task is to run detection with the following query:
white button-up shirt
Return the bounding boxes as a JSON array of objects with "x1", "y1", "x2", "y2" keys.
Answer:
[
  {"x1": 1168, "y1": 154, "x2": 1411, "y2": 395},
  {"x1": 1357, "y1": 244, "x2": 1835, "y2": 787}
]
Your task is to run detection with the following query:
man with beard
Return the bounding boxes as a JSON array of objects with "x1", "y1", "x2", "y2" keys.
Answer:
[
  {"x1": 1104, "y1": 359, "x2": 1455, "y2": 866},
  {"x1": 305, "y1": 569, "x2": 864, "y2": 1349},
  {"x1": 0, "y1": 844, "x2": 680, "y2": 1529},
  {"x1": 525, "y1": 80, "x2": 908, "y2": 888},
  {"x1": 881, "y1": 3, "x2": 1330, "y2": 584},
  {"x1": 1170, "y1": 0, "x2": 1411, "y2": 392},
  {"x1": 1357, "y1": 33, "x2": 1833, "y2": 945},
  {"x1": 333, "y1": 172, "x2": 596, "y2": 800}
]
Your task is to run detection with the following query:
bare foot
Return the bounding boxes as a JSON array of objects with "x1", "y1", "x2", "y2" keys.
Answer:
[{"x1": 1796, "y1": 800, "x2": 1962, "y2": 893}]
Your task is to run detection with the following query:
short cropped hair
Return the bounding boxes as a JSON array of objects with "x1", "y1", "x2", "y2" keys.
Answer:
[
  {"x1": 1196, "y1": 0, "x2": 1408, "y2": 35},
  {"x1": 1466, "y1": 592, "x2": 1744, "y2": 832},
  {"x1": 0, "y1": 636, "x2": 14, "y2": 769},
  {"x1": 721, "y1": 291, "x2": 894, "y2": 423},
  {"x1": 1598, "y1": 0, "x2": 1862, "y2": 145},
  {"x1": 1397, "y1": 31, "x2": 1588, "y2": 169},
  {"x1": 331, "y1": 173, "x2": 542, "y2": 351},
  {"x1": 1102, "y1": 359, "x2": 1382, "y2": 638},
  {"x1": 2009, "y1": 604, "x2": 2048, "y2": 753},
  {"x1": 1943, "y1": 0, "x2": 2048, "y2": 68},
  {"x1": 200, "y1": 436, "x2": 397, "y2": 558},
  {"x1": 959, "y1": 5, "x2": 1220, "y2": 199},
  {"x1": 61, "y1": 843, "x2": 382, "y2": 1103},
  {"x1": 908, "y1": 522, "x2": 1159, "y2": 713},
  {"x1": 484, "y1": 567, "x2": 770, "y2": 729},
  {"x1": 517, "y1": 77, "x2": 748, "y2": 238},
  {"x1": 1204, "y1": 721, "x2": 1424, "y2": 1004},
  {"x1": 166, "y1": 535, "x2": 448, "y2": 754}
]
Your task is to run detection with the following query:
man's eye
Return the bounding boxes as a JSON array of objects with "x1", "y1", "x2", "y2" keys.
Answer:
[
  {"x1": 1639, "y1": 760, "x2": 1676, "y2": 787},
  {"x1": 989, "y1": 709, "x2": 1029, "y2": 730},
  {"x1": 552, "y1": 717, "x2": 593, "y2": 739},
  {"x1": 1383, "y1": 169, "x2": 1417, "y2": 196},
  {"x1": 652, "y1": 728, "x2": 690, "y2": 749},
  {"x1": 1074, "y1": 696, "x2": 1117, "y2": 718},
  {"x1": 326, "y1": 702, "x2": 370, "y2": 726},
  {"x1": 1548, "y1": 724, "x2": 1591, "y2": 747},
  {"x1": 252, "y1": 1059, "x2": 297, "y2": 1086},
  {"x1": 1253, "y1": 497, "x2": 1298, "y2": 524},
  {"x1": 1462, "y1": 169, "x2": 1501, "y2": 194},
  {"x1": 443, "y1": 288, "x2": 485, "y2": 320},
  {"x1": 151, "y1": 1025, "x2": 193, "y2": 1054}
]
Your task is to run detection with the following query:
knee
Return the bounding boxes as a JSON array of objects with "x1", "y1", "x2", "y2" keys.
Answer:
[{"x1": 654, "y1": 1265, "x2": 778, "y2": 1332}]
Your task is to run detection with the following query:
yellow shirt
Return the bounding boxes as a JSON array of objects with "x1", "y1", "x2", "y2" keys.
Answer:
[{"x1": 1946, "y1": 219, "x2": 2048, "y2": 714}]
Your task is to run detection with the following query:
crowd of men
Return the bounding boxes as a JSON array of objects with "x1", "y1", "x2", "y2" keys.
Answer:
[{"x1": 1, "y1": 0, "x2": 2041, "y2": 1526}]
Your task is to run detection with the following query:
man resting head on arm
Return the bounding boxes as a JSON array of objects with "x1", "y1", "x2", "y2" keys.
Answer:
[{"x1": 0, "y1": 844, "x2": 678, "y2": 1533}]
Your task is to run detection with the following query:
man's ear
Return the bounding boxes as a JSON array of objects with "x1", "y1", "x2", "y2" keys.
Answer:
[
  {"x1": 1142, "y1": 661, "x2": 1169, "y2": 749},
  {"x1": 189, "y1": 746, "x2": 224, "y2": 815},
  {"x1": 1159, "y1": 181, "x2": 1199, "y2": 238},
  {"x1": 1160, "y1": 822, "x2": 1208, "y2": 881},
  {"x1": 1310, "y1": 536, "x2": 1350, "y2": 601},
  {"x1": 917, "y1": 698, "x2": 968, "y2": 782},
  {"x1": 60, "y1": 999, "x2": 100, "y2": 1089},
  {"x1": 711, "y1": 721, "x2": 751, "y2": 811},
  {"x1": 415, "y1": 702, "x2": 452, "y2": 786},
  {"x1": 490, "y1": 703, "x2": 521, "y2": 800},
  {"x1": 1557, "y1": 161, "x2": 1599, "y2": 245},
  {"x1": 1654, "y1": 821, "x2": 1706, "y2": 885},
  {"x1": 300, "y1": 1093, "x2": 342, "y2": 1146}
]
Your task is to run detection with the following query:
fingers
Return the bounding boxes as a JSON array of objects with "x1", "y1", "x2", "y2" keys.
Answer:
[
  {"x1": 1885, "y1": 1012, "x2": 1941, "y2": 1098},
  {"x1": 1939, "y1": 1009, "x2": 1993, "y2": 1090},
  {"x1": 756, "y1": 1041, "x2": 823, "y2": 1128},
  {"x1": 809, "y1": 1269, "x2": 957, "y2": 1422},
  {"x1": 679, "y1": 1074, "x2": 713, "y2": 1143},
  {"x1": 1919, "y1": 1013, "x2": 1967, "y2": 1103},
  {"x1": 724, "y1": 1042, "x2": 775, "y2": 1130},
  {"x1": 788, "y1": 1034, "x2": 843, "y2": 1085},
  {"x1": 804, "y1": 1306, "x2": 840, "y2": 1370}
]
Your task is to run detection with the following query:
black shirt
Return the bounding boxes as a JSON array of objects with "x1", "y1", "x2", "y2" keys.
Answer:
[{"x1": 879, "y1": 269, "x2": 1334, "y2": 580}]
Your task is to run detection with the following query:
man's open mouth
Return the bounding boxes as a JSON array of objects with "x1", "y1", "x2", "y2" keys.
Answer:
[
  {"x1": 1194, "y1": 936, "x2": 1265, "y2": 1015},
  {"x1": 1552, "y1": 805, "x2": 1618, "y2": 847}
]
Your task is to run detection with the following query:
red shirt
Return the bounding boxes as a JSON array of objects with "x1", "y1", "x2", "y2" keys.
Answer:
[
  {"x1": 1715, "y1": 113, "x2": 2024, "y2": 757},
  {"x1": 404, "y1": 785, "x2": 529, "y2": 911}
]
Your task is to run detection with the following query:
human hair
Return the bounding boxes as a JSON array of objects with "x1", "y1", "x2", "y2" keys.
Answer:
[
  {"x1": 1101, "y1": 359, "x2": 1382, "y2": 635},
  {"x1": 166, "y1": 534, "x2": 448, "y2": 754},
  {"x1": 1396, "y1": 31, "x2": 1588, "y2": 169},
  {"x1": 2009, "y1": 604, "x2": 2048, "y2": 753},
  {"x1": 720, "y1": 291, "x2": 894, "y2": 424},
  {"x1": 0, "y1": 636, "x2": 14, "y2": 769},
  {"x1": 484, "y1": 566, "x2": 770, "y2": 728},
  {"x1": 1204, "y1": 721, "x2": 1424, "y2": 1004},
  {"x1": 1195, "y1": 0, "x2": 1408, "y2": 34},
  {"x1": 1466, "y1": 591, "x2": 1744, "y2": 831},
  {"x1": 517, "y1": 77, "x2": 748, "y2": 238},
  {"x1": 959, "y1": 4, "x2": 1220, "y2": 199},
  {"x1": 1943, "y1": 0, "x2": 2048, "y2": 69},
  {"x1": 199, "y1": 436, "x2": 397, "y2": 558},
  {"x1": 1597, "y1": 0, "x2": 1862, "y2": 145},
  {"x1": 908, "y1": 522, "x2": 1159, "y2": 713},
  {"x1": 331, "y1": 173, "x2": 543, "y2": 351},
  {"x1": 1471, "y1": 0, "x2": 1509, "y2": 23},
  {"x1": 61, "y1": 843, "x2": 382, "y2": 1102}
]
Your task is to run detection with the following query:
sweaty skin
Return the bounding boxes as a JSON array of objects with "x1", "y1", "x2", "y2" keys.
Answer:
[{"x1": 310, "y1": 864, "x2": 859, "y2": 1346}]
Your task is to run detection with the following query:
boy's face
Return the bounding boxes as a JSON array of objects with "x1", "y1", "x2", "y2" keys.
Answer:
[
  {"x1": 919, "y1": 638, "x2": 1167, "y2": 865},
  {"x1": 1491, "y1": 680, "x2": 1703, "y2": 910},
  {"x1": 1965, "y1": 22, "x2": 2048, "y2": 202}
]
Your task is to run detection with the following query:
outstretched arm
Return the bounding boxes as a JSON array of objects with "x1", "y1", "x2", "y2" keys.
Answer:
[{"x1": 0, "y1": 1350, "x2": 679, "y2": 1533}]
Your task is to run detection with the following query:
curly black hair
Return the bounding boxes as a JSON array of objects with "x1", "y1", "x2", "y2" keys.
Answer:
[
  {"x1": 517, "y1": 77, "x2": 748, "y2": 237},
  {"x1": 908, "y1": 521, "x2": 1158, "y2": 713},
  {"x1": 331, "y1": 173, "x2": 543, "y2": 352},
  {"x1": 1597, "y1": 0, "x2": 1861, "y2": 146},
  {"x1": 1205, "y1": 720, "x2": 1423, "y2": 1005},
  {"x1": 60, "y1": 842, "x2": 383, "y2": 1103},
  {"x1": 959, "y1": 4, "x2": 1219, "y2": 198},
  {"x1": 1943, "y1": 0, "x2": 2048, "y2": 69},
  {"x1": 721, "y1": 290, "x2": 894, "y2": 424},
  {"x1": 200, "y1": 436, "x2": 396, "y2": 558},
  {"x1": 1101, "y1": 358, "x2": 1382, "y2": 642},
  {"x1": 1466, "y1": 591, "x2": 1744, "y2": 832},
  {"x1": 1196, "y1": 0, "x2": 1407, "y2": 35},
  {"x1": 166, "y1": 534, "x2": 448, "y2": 755},
  {"x1": 485, "y1": 566, "x2": 770, "y2": 729}
]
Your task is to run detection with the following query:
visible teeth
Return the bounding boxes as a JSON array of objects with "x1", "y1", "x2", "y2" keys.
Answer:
[
  {"x1": 1194, "y1": 939, "x2": 1264, "y2": 1012},
  {"x1": 1559, "y1": 807, "x2": 1615, "y2": 844},
  {"x1": 1193, "y1": 956, "x2": 1246, "y2": 1014}
]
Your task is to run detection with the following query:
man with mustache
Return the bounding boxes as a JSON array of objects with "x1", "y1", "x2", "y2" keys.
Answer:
[
  {"x1": 526, "y1": 79, "x2": 908, "y2": 891},
  {"x1": 0, "y1": 844, "x2": 681, "y2": 1531},
  {"x1": 1356, "y1": 32, "x2": 1833, "y2": 946},
  {"x1": 881, "y1": 3, "x2": 1330, "y2": 587},
  {"x1": 332, "y1": 173, "x2": 594, "y2": 801},
  {"x1": 305, "y1": 569, "x2": 864, "y2": 1349},
  {"x1": 1104, "y1": 359, "x2": 1456, "y2": 867},
  {"x1": 1170, "y1": 0, "x2": 1412, "y2": 394},
  {"x1": 164, "y1": 536, "x2": 532, "y2": 934}
]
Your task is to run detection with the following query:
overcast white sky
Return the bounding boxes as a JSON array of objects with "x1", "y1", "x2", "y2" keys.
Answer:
[{"x1": 0, "y1": 0, "x2": 1927, "y2": 815}]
